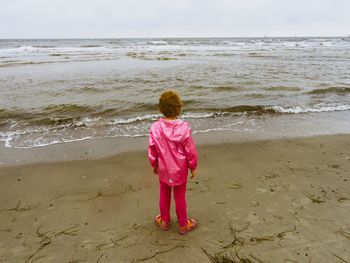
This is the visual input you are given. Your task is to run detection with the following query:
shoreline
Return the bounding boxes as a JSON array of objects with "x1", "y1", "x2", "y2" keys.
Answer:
[
  {"x1": 2, "y1": 109, "x2": 350, "y2": 168},
  {"x1": 0, "y1": 133, "x2": 349, "y2": 262},
  {"x1": 0, "y1": 121, "x2": 350, "y2": 168},
  {"x1": 2, "y1": 110, "x2": 350, "y2": 156},
  {"x1": 1, "y1": 129, "x2": 350, "y2": 167}
]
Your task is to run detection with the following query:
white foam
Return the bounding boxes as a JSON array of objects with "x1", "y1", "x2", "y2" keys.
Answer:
[
  {"x1": 3, "y1": 136, "x2": 13, "y2": 148},
  {"x1": 0, "y1": 38, "x2": 344, "y2": 61},
  {"x1": 148, "y1": 41, "x2": 169, "y2": 45},
  {"x1": 3, "y1": 135, "x2": 93, "y2": 149},
  {"x1": 0, "y1": 45, "x2": 114, "y2": 56},
  {"x1": 271, "y1": 104, "x2": 350, "y2": 114},
  {"x1": 17, "y1": 45, "x2": 36, "y2": 51},
  {"x1": 109, "y1": 114, "x2": 160, "y2": 125},
  {"x1": 184, "y1": 112, "x2": 230, "y2": 119},
  {"x1": 108, "y1": 112, "x2": 224, "y2": 125}
]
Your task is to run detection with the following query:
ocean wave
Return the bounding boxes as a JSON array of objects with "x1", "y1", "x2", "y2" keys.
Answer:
[
  {"x1": 0, "y1": 103, "x2": 159, "y2": 124},
  {"x1": 194, "y1": 104, "x2": 350, "y2": 115},
  {"x1": 307, "y1": 87, "x2": 350, "y2": 95},
  {"x1": 0, "y1": 45, "x2": 115, "y2": 58},
  {"x1": 80, "y1": 45, "x2": 103, "y2": 48},
  {"x1": 3, "y1": 102, "x2": 350, "y2": 126},
  {"x1": 147, "y1": 40, "x2": 169, "y2": 45},
  {"x1": 0, "y1": 61, "x2": 53, "y2": 67},
  {"x1": 265, "y1": 86, "x2": 302, "y2": 92},
  {"x1": 32, "y1": 45, "x2": 57, "y2": 48},
  {"x1": 0, "y1": 38, "x2": 344, "y2": 53},
  {"x1": 42, "y1": 104, "x2": 100, "y2": 116},
  {"x1": 214, "y1": 86, "x2": 243, "y2": 92},
  {"x1": 0, "y1": 56, "x2": 119, "y2": 68},
  {"x1": 175, "y1": 53, "x2": 188, "y2": 57},
  {"x1": 271, "y1": 104, "x2": 350, "y2": 113},
  {"x1": 0, "y1": 111, "x2": 227, "y2": 148},
  {"x1": 42, "y1": 103, "x2": 154, "y2": 118},
  {"x1": 188, "y1": 85, "x2": 242, "y2": 92},
  {"x1": 211, "y1": 53, "x2": 237, "y2": 57},
  {"x1": 108, "y1": 114, "x2": 160, "y2": 125},
  {"x1": 205, "y1": 105, "x2": 277, "y2": 114},
  {"x1": 0, "y1": 104, "x2": 101, "y2": 123},
  {"x1": 188, "y1": 85, "x2": 207, "y2": 90},
  {"x1": 68, "y1": 86, "x2": 111, "y2": 93},
  {"x1": 126, "y1": 52, "x2": 177, "y2": 60},
  {"x1": 128, "y1": 103, "x2": 158, "y2": 112},
  {"x1": 182, "y1": 112, "x2": 223, "y2": 119},
  {"x1": 0, "y1": 108, "x2": 32, "y2": 121},
  {"x1": 29, "y1": 117, "x2": 77, "y2": 126},
  {"x1": 34, "y1": 111, "x2": 222, "y2": 127},
  {"x1": 17, "y1": 45, "x2": 37, "y2": 51},
  {"x1": 48, "y1": 53, "x2": 65, "y2": 56},
  {"x1": 2, "y1": 104, "x2": 350, "y2": 149},
  {"x1": 247, "y1": 52, "x2": 278, "y2": 58}
]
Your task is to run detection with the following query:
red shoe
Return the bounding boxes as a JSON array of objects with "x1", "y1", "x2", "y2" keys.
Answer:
[
  {"x1": 178, "y1": 218, "x2": 197, "y2": 235},
  {"x1": 154, "y1": 215, "x2": 170, "y2": 231}
]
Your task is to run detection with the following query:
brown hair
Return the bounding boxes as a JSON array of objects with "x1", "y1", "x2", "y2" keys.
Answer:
[{"x1": 159, "y1": 90, "x2": 183, "y2": 118}]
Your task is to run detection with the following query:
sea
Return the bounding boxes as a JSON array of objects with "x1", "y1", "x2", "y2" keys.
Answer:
[{"x1": 1, "y1": 37, "x2": 350, "y2": 148}]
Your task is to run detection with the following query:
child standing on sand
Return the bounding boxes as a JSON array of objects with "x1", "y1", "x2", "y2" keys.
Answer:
[{"x1": 148, "y1": 90, "x2": 198, "y2": 235}]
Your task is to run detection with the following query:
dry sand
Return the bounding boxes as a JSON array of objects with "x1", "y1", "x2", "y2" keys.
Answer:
[{"x1": 0, "y1": 134, "x2": 350, "y2": 262}]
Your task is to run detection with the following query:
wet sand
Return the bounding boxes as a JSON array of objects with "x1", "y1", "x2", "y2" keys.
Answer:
[{"x1": 0, "y1": 134, "x2": 350, "y2": 262}]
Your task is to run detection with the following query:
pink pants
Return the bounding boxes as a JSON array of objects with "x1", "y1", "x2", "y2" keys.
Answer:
[{"x1": 159, "y1": 180, "x2": 187, "y2": 227}]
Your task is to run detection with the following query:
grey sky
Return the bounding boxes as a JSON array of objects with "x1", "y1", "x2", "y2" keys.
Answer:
[{"x1": 0, "y1": 0, "x2": 349, "y2": 38}]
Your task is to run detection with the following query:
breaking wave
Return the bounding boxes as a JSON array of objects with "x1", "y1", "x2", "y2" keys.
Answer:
[{"x1": 307, "y1": 87, "x2": 350, "y2": 95}]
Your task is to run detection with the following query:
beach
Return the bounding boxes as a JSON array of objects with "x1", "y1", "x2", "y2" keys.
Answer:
[
  {"x1": 1, "y1": 37, "x2": 350, "y2": 262},
  {"x1": 1, "y1": 133, "x2": 349, "y2": 262}
]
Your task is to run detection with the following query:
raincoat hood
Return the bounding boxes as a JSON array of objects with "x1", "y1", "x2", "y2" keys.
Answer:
[{"x1": 158, "y1": 118, "x2": 190, "y2": 142}]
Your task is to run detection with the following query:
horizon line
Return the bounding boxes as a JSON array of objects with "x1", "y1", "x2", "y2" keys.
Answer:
[{"x1": 0, "y1": 35, "x2": 349, "y2": 40}]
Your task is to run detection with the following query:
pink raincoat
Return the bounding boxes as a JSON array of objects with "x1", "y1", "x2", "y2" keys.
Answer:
[{"x1": 148, "y1": 118, "x2": 198, "y2": 186}]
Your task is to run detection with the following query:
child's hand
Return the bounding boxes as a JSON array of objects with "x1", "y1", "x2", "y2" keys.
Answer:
[
  {"x1": 153, "y1": 167, "x2": 158, "y2": 175},
  {"x1": 190, "y1": 169, "x2": 197, "y2": 179}
]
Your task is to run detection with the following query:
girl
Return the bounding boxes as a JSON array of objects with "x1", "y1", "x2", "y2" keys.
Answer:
[{"x1": 148, "y1": 90, "x2": 198, "y2": 235}]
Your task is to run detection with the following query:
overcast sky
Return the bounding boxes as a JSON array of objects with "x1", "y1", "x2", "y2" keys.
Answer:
[{"x1": 0, "y1": 0, "x2": 349, "y2": 38}]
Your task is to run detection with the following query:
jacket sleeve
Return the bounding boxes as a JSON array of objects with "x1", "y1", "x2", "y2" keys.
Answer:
[
  {"x1": 182, "y1": 128, "x2": 198, "y2": 171},
  {"x1": 148, "y1": 128, "x2": 158, "y2": 168}
]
